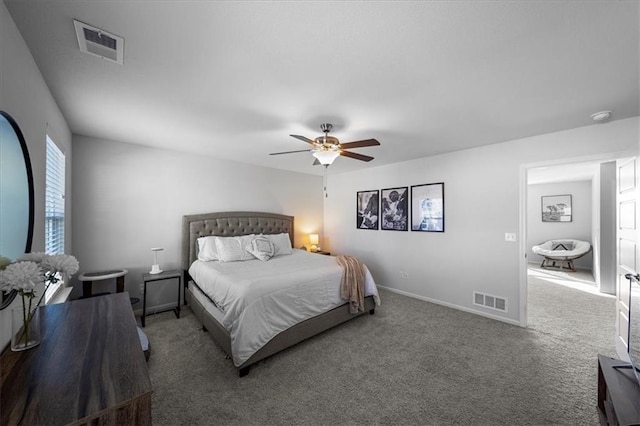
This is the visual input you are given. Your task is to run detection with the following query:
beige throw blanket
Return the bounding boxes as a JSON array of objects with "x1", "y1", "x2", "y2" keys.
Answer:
[{"x1": 336, "y1": 255, "x2": 366, "y2": 314}]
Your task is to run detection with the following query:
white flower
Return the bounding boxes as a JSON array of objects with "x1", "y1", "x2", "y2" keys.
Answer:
[
  {"x1": 41, "y1": 254, "x2": 79, "y2": 277},
  {"x1": 0, "y1": 261, "x2": 42, "y2": 293},
  {"x1": 2, "y1": 253, "x2": 81, "y2": 350}
]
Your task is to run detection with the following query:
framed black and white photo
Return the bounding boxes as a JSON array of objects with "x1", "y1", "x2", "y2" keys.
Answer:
[
  {"x1": 381, "y1": 187, "x2": 408, "y2": 231},
  {"x1": 411, "y1": 183, "x2": 444, "y2": 232},
  {"x1": 356, "y1": 190, "x2": 379, "y2": 230},
  {"x1": 541, "y1": 194, "x2": 572, "y2": 222}
]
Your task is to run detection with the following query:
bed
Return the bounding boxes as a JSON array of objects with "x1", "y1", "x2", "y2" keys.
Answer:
[{"x1": 182, "y1": 211, "x2": 379, "y2": 376}]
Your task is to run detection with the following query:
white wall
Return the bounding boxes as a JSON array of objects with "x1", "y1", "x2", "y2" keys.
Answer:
[
  {"x1": 527, "y1": 181, "x2": 593, "y2": 271},
  {"x1": 591, "y1": 167, "x2": 601, "y2": 285},
  {"x1": 71, "y1": 135, "x2": 324, "y2": 309},
  {"x1": 599, "y1": 161, "x2": 617, "y2": 294},
  {"x1": 0, "y1": 2, "x2": 72, "y2": 348},
  {"x1": 324, "y1": 117, "x2": 639, "y2": 324}
]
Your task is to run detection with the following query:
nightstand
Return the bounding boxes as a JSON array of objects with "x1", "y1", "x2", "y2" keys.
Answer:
[
  {"x1": 312, "y1": 250, "x2": 331, "y2": 256},
  {"x1": 141, "y1": 269, "x2": 182, "y2": 327}
]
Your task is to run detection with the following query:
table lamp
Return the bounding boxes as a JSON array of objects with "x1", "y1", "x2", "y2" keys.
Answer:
[
  {"x1": 309, "y1": 234, "x2": 319, "y2": 252},
  {"x1": 150, "y1": 247, "x2": 164, "y2": 274}
]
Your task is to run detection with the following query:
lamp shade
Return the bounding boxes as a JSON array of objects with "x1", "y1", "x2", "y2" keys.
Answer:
[
  {"x1": 309, "y1": 234, "x2": 319, "y2": 245},
  {"x1": 312, "y1": 149, "x2": 340, "y2": 165},
  {"x1": 150, "y1": 247, "x2": 164, "y2": 274}
]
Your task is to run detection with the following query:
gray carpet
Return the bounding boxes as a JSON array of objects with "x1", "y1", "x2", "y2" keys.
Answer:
[{"x1": 144, "y1": 279, "x2": 616, "y2": 425}]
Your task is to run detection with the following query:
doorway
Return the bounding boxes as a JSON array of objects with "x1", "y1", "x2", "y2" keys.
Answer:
[{"x1": 522, "y1": 157, "x2": 619, "y2": 347}]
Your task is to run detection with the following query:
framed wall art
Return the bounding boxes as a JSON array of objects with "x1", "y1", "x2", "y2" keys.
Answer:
[
  {"x1": 356, "y1": 190, "x2": 379, "y2": 230},
  {"x1": 381, "y1": 187, "x2": 408, "y2": 231},
  {"x1": 411, "y1": 182, "x2": 444, "y2": 232},
  {"x1": 541, "y1": 194, "x2": 572, "y2": 222}
]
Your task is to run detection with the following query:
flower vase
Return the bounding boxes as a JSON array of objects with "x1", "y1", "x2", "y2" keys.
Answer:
[{"x1": 11, "y1": 306, "x2": 41, "y2": 351}]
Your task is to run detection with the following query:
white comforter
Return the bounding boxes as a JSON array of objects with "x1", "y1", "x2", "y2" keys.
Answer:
[{"x1": 189, "y1": 249, "x2": 379, "y2": 366}]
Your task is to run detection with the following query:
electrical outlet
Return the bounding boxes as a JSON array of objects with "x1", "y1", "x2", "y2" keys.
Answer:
[
  {"x1": 505, "y1": 233, "x2": 517, "y2": 242},
  {"x1": 400, "y1": 271, "x2": 409, "y2": 279}
]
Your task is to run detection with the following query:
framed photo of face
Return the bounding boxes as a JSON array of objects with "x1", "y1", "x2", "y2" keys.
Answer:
[
  {"x1": 411, "y1": 183, "x2": 444, "y2": 232},
  {"x1": 381, "y1": 187, "x2": 408, "y2": 231}
]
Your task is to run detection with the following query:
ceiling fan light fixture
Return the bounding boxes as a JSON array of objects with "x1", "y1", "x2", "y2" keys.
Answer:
[
  {"x1": 271, "y1": 122, "x2": 380, "y2": 165},
  {"x1": 312, "y1": 149, "x2": 340, "y2": 165}
]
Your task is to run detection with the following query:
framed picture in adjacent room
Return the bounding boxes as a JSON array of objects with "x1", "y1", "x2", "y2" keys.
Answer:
[
  {"x1": 541, "y1": 194, "x2": 572, "y2": 222},
  {"x1": 356, "y1": 190, "x2": 379, "y2": 230},
  {"x1": 381, "y1": 187, "x2": 408, "y2": 231},
  {"x1": 411, "y1": 182, "x2": 445, "y2": 232}
]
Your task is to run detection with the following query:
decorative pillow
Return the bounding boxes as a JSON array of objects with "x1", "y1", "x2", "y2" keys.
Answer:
[
  {"x1": 197, "y1": 236, "x2": 219, "y2": 261},
  {"x1": 265, "y1": 233, "x2": 293, "y2": 256},
  {"x1": 215, "y1": 235, "x2": 256, "y2": 262},
  {"x1": 552, "y1": 241, "x2": 574, "y2": 251},
  {"x1": 245, "y1": 236, "x2": 275, "y2": 261}
]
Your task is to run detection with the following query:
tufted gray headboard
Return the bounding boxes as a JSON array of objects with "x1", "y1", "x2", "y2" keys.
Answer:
[{"x1": 182, "y1": 211, "x2": 294, "y2": 270}]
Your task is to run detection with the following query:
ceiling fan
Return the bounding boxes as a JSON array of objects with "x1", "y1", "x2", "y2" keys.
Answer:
[{"x1": 269, "y1": 123, "x2": 380, "y2": 166}]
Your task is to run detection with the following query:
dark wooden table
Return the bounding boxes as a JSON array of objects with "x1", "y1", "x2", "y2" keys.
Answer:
[
  {"x1": 1, "y1": 292, "x2": 152, "y2": 425},
  {"x1": 597, "y1": 354, "x2": 640, "y2": 425}
]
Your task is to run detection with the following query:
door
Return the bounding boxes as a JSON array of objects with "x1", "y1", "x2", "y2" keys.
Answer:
[{"x1": 616, "y1": 157, "x2": 639, "y2": 360}]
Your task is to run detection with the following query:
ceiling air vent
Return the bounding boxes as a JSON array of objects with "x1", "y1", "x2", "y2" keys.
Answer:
[{"x1": 73, "y1": 20, "x2": 124, "y2": 65}]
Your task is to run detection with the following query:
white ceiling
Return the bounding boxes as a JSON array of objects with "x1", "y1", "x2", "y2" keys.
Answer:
[
  {"x1": 4, "y1": 1, "x2": 639, "y2": 176},
  {"x1": 527, "y1": 161, "x2": 600, "y2": 185}
]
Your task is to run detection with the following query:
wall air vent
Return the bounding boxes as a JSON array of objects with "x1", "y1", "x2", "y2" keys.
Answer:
[
  {"x1": 473, "y1": 291, "x2": 507, "y2": 312},
  {"x1": 74, "y1": 20, "x2": 124, "y2": 64}
]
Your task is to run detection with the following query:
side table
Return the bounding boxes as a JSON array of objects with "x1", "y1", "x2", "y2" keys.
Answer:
[
  {"x1": 78, "y1": 269, "x2": 128, "y2": 298},
  {"x1": 142, "y1": 269, "x2": 182, "y2": 327}
]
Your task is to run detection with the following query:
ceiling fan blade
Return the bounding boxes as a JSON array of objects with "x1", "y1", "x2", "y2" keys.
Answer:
[
  {"x1": 339, "y1": 139, "x2": 380, "y2": 149},
  {"x1": 269, "y1": 149, "x2": 312, "y2": 156},
  {"x1": 340, "y1": 150, "x2": 374, "y2": 162},
  {"x1": 290, "y1": 134, "x2": 316, "y2": 145}
]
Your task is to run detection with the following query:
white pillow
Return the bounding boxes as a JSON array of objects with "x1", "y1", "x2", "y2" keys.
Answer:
[
  {"x1": 265, "y1": 233, "x2": 293, "y2": 256},
  {"x1": 245, "y1": 236, "x2": 275, "y2": 261},
  {"x1": 215, "y1": 235, "x2": 256, "y2": 262},
  {"x1": 197, "y1": 236, "x2": 219, "y2": 261}
]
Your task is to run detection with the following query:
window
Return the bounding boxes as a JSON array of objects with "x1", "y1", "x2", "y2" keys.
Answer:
[
  {"x1": 44, "y1": 136, "x2": 65, "y2": 303},
  {"x1": 45, "y1": 136, "x2": 65, "y2": 254}
]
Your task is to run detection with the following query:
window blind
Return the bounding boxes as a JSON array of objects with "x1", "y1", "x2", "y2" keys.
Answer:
[{"x1": 45, "y1": 136, "x2": 65, "y2": 255}]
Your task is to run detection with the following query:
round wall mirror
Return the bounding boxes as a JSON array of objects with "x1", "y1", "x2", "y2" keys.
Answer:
[{"x1": 0, "y1": 111, "x2": 35, "y2": 309}]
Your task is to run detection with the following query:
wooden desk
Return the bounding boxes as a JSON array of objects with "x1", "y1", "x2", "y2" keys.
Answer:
[
  {"x1": 1, "y1": 293, "x2": 152, "y2": 425},
  {"x1": 597, "y1": 354, "x2": 640, "y2": 425}
]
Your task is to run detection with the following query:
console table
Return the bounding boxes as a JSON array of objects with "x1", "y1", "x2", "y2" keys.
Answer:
[{"x1": 1, "y1": 293, "x2": 153, "y2": 425}]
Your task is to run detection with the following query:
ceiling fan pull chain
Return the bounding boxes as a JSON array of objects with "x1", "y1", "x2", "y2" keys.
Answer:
[{"x1": 323, "y1": 165, "x2": 328, "y2": 198}]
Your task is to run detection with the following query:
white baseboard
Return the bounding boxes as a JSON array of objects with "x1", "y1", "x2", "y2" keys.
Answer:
[{"x1": 376, "y1": 285, "x2": 521, "y2": 327}]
